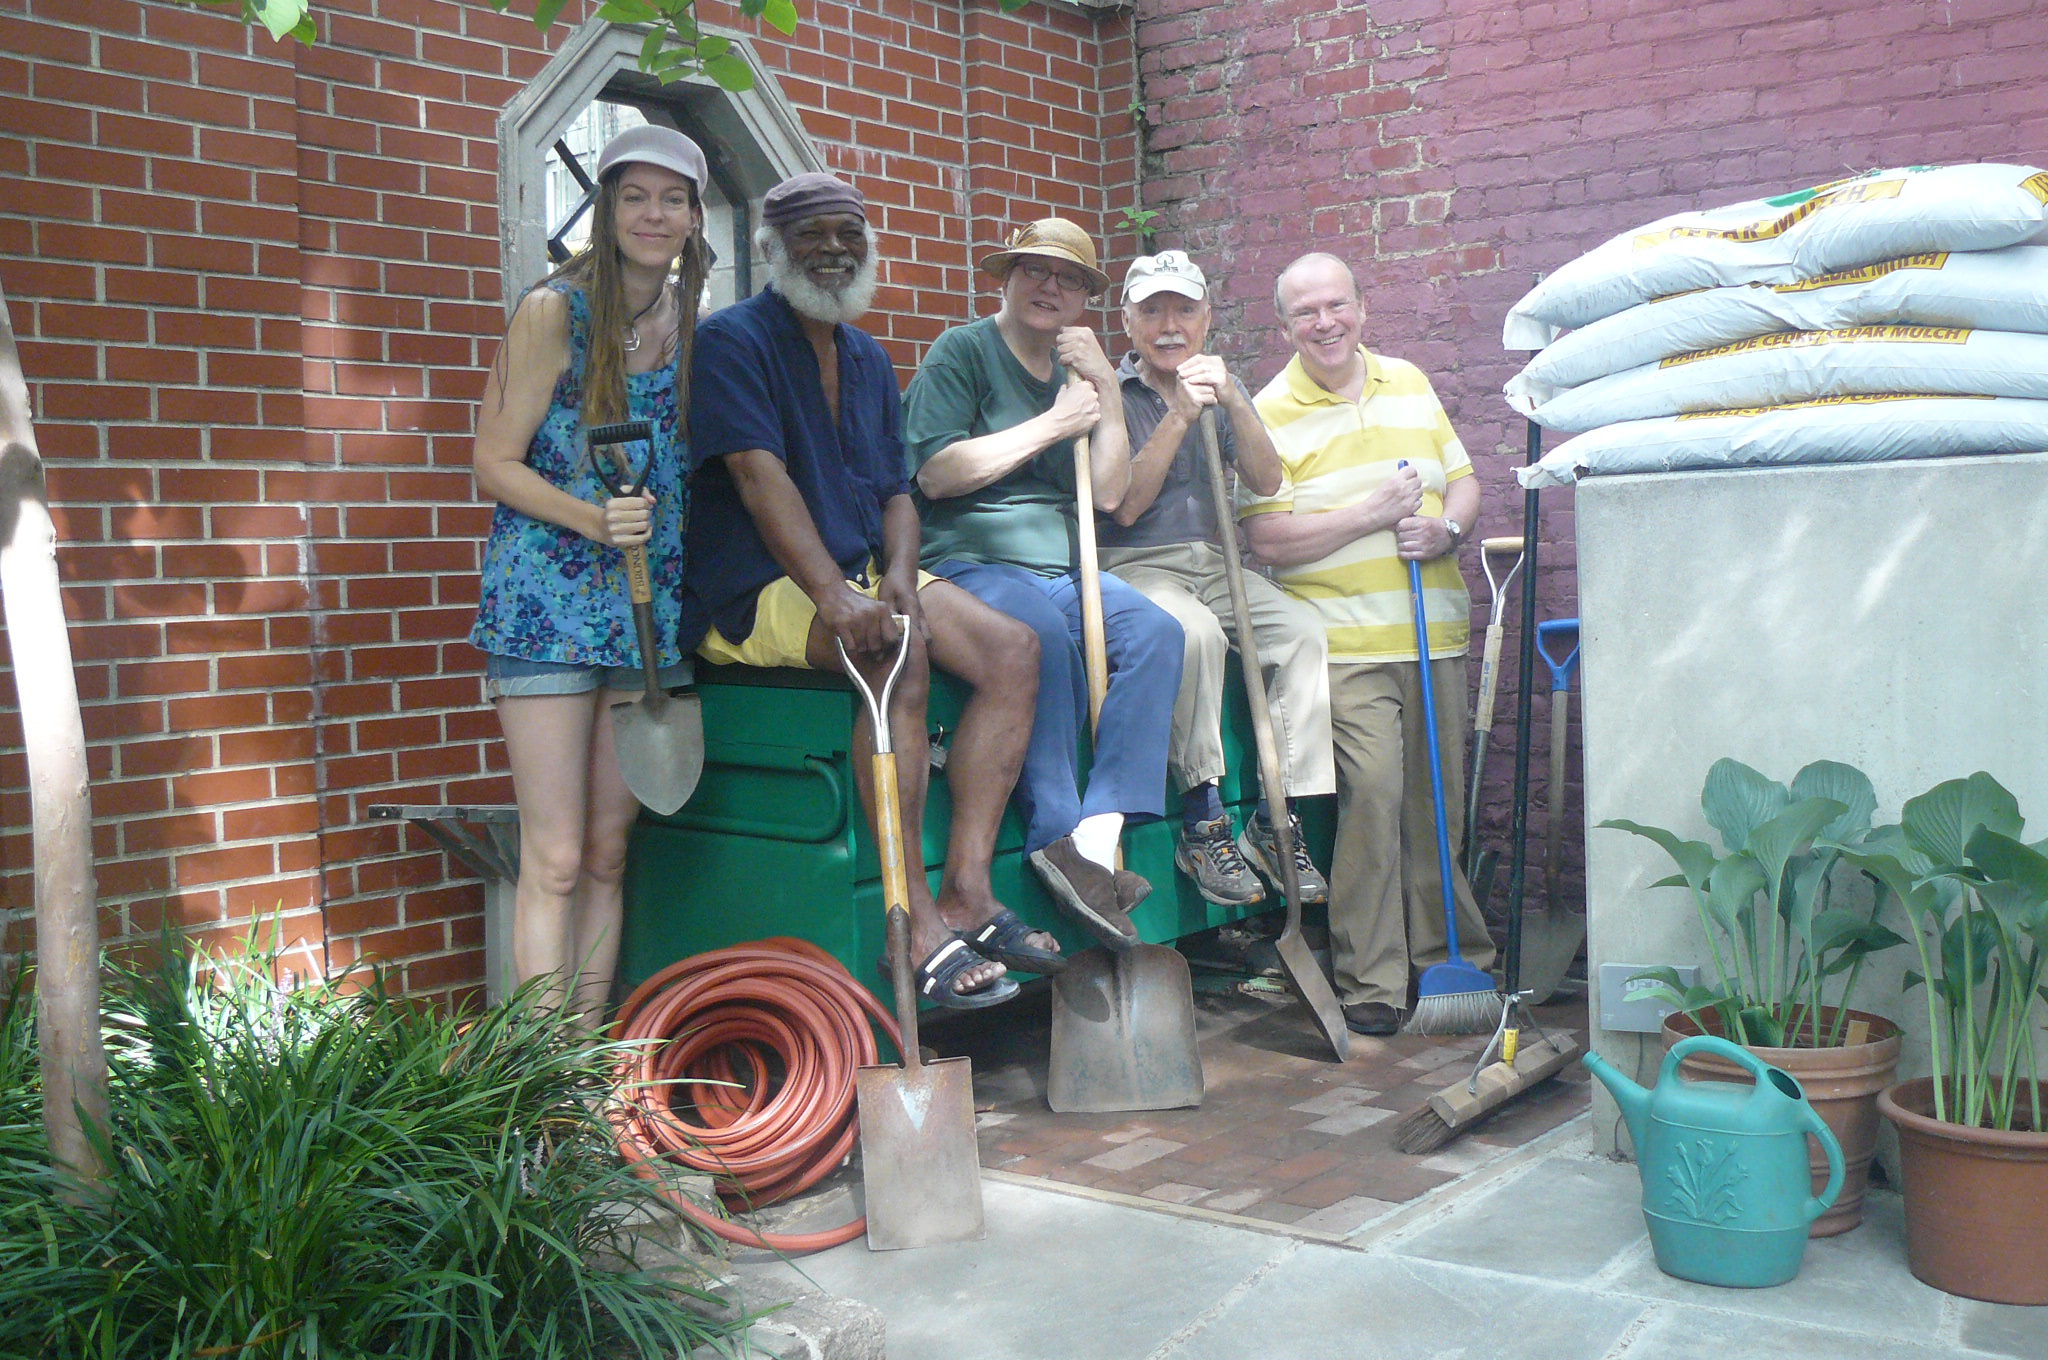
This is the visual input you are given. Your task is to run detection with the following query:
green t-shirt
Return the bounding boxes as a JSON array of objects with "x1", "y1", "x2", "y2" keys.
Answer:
[{"x1": 902, "y1": 316, "x2": 1080, "y2": 575}]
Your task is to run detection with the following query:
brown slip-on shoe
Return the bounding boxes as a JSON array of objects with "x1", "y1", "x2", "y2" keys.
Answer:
[
  {"x1": 1028, "y1": 836, "x2": 1138, "y2": 953},
  {"x1": 1112, "y1": 867, "x2": 1153, "y2": 913}
]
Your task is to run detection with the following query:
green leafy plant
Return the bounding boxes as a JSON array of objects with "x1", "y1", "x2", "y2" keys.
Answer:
[
  {"x1": 1839, "y1": 772, "x2": 2048, "y2": 1132},
  {"x1": 1118, "y1": 206, "x2": 1161, "y2": 245},
  {"x1": 191, "y1": 0, "x2": 1033, "y2": 92},
  {"x1": 1602, "y1": 757, "x2": 1905, "y2": 1049},
  {"x1": 0, "y1": 937, "x2": 739, "y2": 1359}
]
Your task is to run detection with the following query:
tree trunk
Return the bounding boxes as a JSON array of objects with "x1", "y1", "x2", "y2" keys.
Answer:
[{"x1": 0, "y1": 282, "x2": 108, "y2": 1186}]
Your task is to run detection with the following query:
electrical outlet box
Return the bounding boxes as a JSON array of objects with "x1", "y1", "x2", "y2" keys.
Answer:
[{"x1": 1599, "y1": 962, "x2": 1701, "y2": 1033}]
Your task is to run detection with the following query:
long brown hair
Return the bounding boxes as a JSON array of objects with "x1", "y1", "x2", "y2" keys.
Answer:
[{"x1": 541, "y1": 166, "x2": 711, "y2": 428}]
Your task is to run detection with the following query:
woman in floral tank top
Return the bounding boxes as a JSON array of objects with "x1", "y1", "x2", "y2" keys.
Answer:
[{"x1": 469, "y1": 125, "x2": 709, "y2": 1020}]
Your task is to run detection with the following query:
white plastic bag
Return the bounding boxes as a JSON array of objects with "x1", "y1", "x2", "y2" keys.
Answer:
[
  {"x1": 1519, "y1": 325, "x2": 2048, "y2": 431},
  {"x1": 1518, "y1": 395, "x2": 2048, "y2": 488},
  {"x1": 1503, "y1": 164, "x2": 2048, "y2": 347},
  {"x1": 1509, "y1": 246, "x2": 2048, "y2": 396}
]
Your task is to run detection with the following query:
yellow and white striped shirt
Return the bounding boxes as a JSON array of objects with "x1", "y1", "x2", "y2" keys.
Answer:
[{"x1": 1243, "y1": 348, "x2": 1473, "y2": 663}]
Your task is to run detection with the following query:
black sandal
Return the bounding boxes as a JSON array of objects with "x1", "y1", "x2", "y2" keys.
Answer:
[
  {"x1": 888, "y1": 938, "x2": 1020, "y2": 1011},
  {"x1": 961, "y1": 908, "x2": 1067, "y2": 975}
]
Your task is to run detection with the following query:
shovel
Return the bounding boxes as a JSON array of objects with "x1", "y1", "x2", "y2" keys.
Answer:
[
  {"x1": 1047, "y1": 377, "x2": 1203, "y2": 1114},
  {"x1": 590, "y1": 420, "x2": 703, "y2": 817},
  {"x1": 1522, "y1": 616, "x2": 1585, "y2": 1005},
  {"x1": 1195, "y1": 410, "x2": 1349, "y2": 1063},
  {"x1": 841, "y1": 622, "x2": 986, "y2": 1250},
  {"x1": 1463, "y1": 536, "x2": 1526, "y2": 910}
]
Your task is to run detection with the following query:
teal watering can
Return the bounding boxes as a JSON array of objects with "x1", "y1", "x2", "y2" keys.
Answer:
[{"x1": 1583, "y1": 1035, "x2": 1843, "y2": 1288}]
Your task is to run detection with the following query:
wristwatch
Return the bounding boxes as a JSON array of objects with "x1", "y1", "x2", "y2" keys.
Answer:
[{"x1": 1442, "y1": 517, "x2": 1464, "y2": 550}]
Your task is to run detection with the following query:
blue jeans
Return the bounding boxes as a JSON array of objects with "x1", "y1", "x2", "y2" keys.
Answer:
[{"x1": 930, "y1": 559, "x2": 1181, "y2": 853}]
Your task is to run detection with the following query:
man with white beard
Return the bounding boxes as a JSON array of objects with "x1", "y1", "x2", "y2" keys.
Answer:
[{"x1": 682, "y1": 173, "x2": 1058, "y2": 1008}]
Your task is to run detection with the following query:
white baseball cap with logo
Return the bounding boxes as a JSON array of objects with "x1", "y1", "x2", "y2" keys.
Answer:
[{"x1": 1122, "y1": 250, "x2": 1208, "y2": 305}]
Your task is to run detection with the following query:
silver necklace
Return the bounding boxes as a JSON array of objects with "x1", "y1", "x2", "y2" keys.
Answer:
[{"x1": 622, "y1": 287, "x2": 664, "y2": 353}]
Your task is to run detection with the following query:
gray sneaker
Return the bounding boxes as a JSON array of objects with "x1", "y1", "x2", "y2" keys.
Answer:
[
  {"x1": 1238, "y1": 811, "x2": 1329, "y2": 905},
  {"x1": 1174, "y1": 816, "x2": 1266, "y2": 906}
]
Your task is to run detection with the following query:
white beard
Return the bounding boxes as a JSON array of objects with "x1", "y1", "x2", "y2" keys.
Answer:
[{"x1": 757, "y1": 225, "x2": 880, "y2": 325}]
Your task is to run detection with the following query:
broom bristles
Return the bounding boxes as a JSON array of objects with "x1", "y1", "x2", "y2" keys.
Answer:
[
  {"x1": 1392, "y1": 1102, "x2": 1458, "y2": 1154},
  {"x1": 1402, "y1": 987, "x2": 1500, "y2": 1036}
]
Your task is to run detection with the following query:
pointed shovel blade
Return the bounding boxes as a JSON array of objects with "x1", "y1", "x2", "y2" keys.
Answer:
[
  {"x1": 610, "y1": 689, "x2": 703, "y2": 816},
  {"x1": 855, "y1": 1055, "x2": 985, "y2": 1250}
]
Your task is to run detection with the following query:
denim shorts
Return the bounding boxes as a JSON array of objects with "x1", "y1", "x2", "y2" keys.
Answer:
[{"x1": 484, "y1": 654, "x2": 695, "y2": 700}]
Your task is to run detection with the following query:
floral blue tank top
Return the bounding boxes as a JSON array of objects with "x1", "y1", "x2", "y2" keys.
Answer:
[{"x1": 469, "y1": 282, "x2": 687, "y2": 669}]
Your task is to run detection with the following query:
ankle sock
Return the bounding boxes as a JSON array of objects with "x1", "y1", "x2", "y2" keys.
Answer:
[
  {"x1": 1071, "y1": 812, "x2": 1124, "y2": 870},
  {"x1": 1182, "y1": 781, "x2": 1225, "y2": 829}
]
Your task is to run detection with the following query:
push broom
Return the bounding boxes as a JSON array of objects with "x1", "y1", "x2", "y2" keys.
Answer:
[
  {"x1": 1400, "y1": 464, "x2": 1498, "y2": 1037},
  {"x1": 1393, "y1": 422, "x2": 1579, "y2": 1151}
]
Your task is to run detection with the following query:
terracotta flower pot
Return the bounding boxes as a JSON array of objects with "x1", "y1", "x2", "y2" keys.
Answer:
[
  {"x1": 1878, "y1": 1076, "x2": 2048, "y2": 1305},
  {"x1": 1660, "y1": 1007, "x2": 1901, "y2": 1237}
]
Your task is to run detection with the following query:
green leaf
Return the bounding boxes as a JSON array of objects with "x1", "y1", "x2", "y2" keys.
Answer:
[
  {"x1": 250, "y1": 0, "x2": 311, "y2": 42},
  {"x1": 1964, "y1": 828, "x2": 2048, "y2": 906},
  {"x1": 1840, "y1": 843, "x2": 1949, "y2": 931},
  {"x1": 1902, "y1": 771, "x2": 2023, "y2": 868},
  {"x1": 997, "y1": 0, "x2": 1034, "y2": 10},
  {"x1": 1790, "y1": 759, "x2": 1878, "y2": 845},
  {"x1": 706, "y1": 52, "x2": 756, "y2": 90},
  {"x1": 640, "y1": 27, "x2": 667, "y2": 69},
  {"x1": 1738, "y1": 1005, "x2": 1785, "y2": 1048},
  {"x1": 1701, "y1": 758, "x2": 1789, "y2": 853},
  {"x1": 1705, "y1": 854, "x2": 1766, "y2": 942},
  {"x1": 534, "y1": 0, "x2": 572, "y2": 30},
  {"x1": 1747, "y1": 797, "x2": 1846, "y2": 893},
  {"x1": 763, "y1": 0, "x2": 801, "y2": 36},
  {"x1": 1598, "y1": 819, "x2": 1718, "y2": 892},
  {"x1": 696, "y1": 34, "x2": 731, "y2": 59}
]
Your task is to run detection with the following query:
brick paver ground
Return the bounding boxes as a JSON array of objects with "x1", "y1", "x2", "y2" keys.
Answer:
[{"x1": 935, "y1": 962, "x2": 1590, "y2": 1236}]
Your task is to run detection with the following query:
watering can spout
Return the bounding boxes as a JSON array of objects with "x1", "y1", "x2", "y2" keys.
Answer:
[{"x1": 1581, "y1": 1050, "x2": 1650, "y2": 1145}]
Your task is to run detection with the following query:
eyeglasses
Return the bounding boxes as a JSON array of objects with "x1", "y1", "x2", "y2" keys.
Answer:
[{"x1": 1015, "y1": 258, "x2": 1091, "y2": 293}]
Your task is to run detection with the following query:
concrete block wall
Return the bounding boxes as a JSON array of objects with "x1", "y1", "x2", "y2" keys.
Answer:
[
  {"x1": 0, "y1": 0, "x2": 1137, "y2": 999},
  {"x1": 1129, "y1": 0, "x2": 2041, "y2": 911}
]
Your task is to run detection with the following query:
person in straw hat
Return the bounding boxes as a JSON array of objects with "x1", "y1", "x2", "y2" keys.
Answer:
[{"x1": 903, "y1": 218, "x2": 1183, "y2": 955}]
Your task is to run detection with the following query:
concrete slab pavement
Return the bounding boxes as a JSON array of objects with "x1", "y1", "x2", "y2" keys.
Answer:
[{"x1": 727, "y1": 1121, "x2": 2048, "y2": 1360}]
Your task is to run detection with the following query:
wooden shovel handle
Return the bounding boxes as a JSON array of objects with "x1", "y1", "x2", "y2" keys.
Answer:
[{"x1": 1069, "y1": 373, "x2": 1109, "y2": 735}]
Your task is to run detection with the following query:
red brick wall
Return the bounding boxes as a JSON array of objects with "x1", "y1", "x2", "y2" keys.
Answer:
[
  {"x1": 1132, "y1": 0, "x2": 2041, "y2": 906},
  {"x1": 0, "y1": 0, "x2": 1136, "y2": 1000}
]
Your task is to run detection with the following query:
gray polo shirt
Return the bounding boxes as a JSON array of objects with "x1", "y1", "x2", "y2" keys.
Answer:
[{"x1": 1099, "y1": 352, "x2": 1252, "y2": 550}]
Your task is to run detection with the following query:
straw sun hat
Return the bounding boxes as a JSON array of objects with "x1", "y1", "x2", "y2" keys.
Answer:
[{"x1": 979, "y1": 218, "x2": 1110, "y2": 295}]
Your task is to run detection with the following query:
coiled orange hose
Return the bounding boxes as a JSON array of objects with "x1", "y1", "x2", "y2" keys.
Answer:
[{"x1": 609, "y1": 938, "x2": 900, "y2": 1254}]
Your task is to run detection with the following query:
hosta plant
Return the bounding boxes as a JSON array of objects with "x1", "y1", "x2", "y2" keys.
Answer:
[
  {"x1": 1603, "y1": 757, "x2": 1906, "y2": 1049},
  {"x1": 1842, "y1": 772, "x2": 2048, "y2": 1132}
]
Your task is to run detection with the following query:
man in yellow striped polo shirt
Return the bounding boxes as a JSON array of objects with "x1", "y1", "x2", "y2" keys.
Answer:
[{"x1": 1241, "y1": 252, "x2": 1496, "y2": 1036}]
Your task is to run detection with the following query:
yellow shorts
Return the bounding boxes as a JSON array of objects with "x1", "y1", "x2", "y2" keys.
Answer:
[{"x1": 697, "y1": 566, "x2": 939, "y2": 670}]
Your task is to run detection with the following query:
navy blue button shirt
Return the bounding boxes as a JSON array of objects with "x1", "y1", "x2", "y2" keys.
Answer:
[{"x1": 683, "y1": 288, "x2": 911, "y2": 647}]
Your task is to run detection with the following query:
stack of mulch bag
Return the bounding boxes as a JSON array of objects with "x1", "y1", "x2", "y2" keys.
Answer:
[{"x1": 1503, "y1": 162, "x2": 2048, "y2": 489}]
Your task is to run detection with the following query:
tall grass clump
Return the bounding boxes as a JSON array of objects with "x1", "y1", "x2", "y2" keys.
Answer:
[{"x1": 0, "y1": 938, "x2": 741, "y2": 1359}]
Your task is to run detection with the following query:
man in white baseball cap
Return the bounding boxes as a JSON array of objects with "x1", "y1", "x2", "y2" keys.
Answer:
[{"x1": 1099, "y1": 250, "x2": 1336, "y2": 912}]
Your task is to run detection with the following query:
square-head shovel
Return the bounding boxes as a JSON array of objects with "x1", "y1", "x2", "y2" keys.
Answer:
[{"x1": 839, "y1": 624, "x2": 986, "y2": 1250}]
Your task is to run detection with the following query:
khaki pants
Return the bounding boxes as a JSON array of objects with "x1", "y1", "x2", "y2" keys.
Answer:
[
  {"x1": 1326, "y1": 655, "x2": 1496, "y2": 1007},
  {"x1": 1099, "y1": 540, "x2": 1336, "y2": 800}
]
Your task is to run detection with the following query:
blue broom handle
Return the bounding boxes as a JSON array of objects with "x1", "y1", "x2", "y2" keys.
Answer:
[{"x1": 1401, "y1": 462, "x2": 1464, "y2": 961}]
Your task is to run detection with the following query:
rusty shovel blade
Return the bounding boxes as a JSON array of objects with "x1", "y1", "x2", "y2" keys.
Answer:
[
  {"x1": 1047, "y1": 944, "x2": 1203, "y2": 1113},
  {"x1": 855, "y1": 1054, "x2": 985, "y2": 1250}
]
